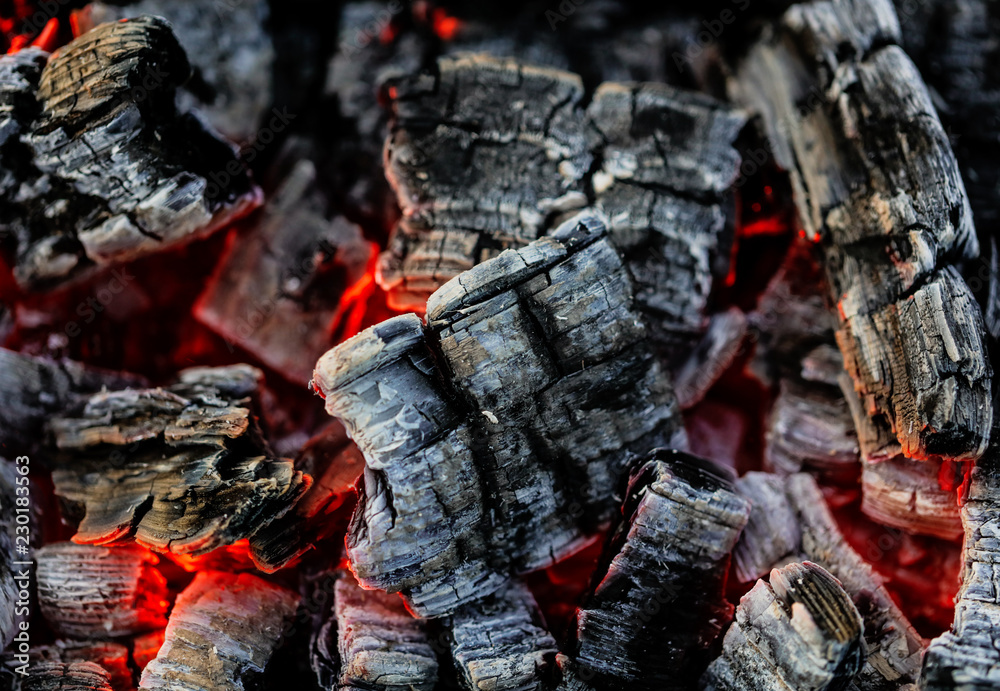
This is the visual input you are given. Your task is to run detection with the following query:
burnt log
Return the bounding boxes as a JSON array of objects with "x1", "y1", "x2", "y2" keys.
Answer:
[
  {"x1": 47, "y1": 365, "x2": 309, "y2": 562},
  {"x1": 29, "y1": 643, "x2": 134, "y2": 691},
  {"x1": 571, "y1": 450, "x2": 751, "y2": 691},
  {"x1": 0, "y1": 16, "x2": 259, "y2": 291},
  {"x1": 313, "y1": 212, "x2": 684, "y2": 617},
  {"x1": 35, "y1": 542, "x2": 169, "y2": 639},
  {"x1": 859, "y1": 456, "x2": 962, "y2": 541},
  {"x1": 701, "y1": 561, "x2": 865, "y2": 691},
  {"x1": 729, "y1": 0, "x2": 992, "y2": 462},
  {"x1": 138, "y1": 571, "x2": 299, "y2": 691},
  {"x1": 20, "y1": 662, "x2": 114, "y2": 691}
]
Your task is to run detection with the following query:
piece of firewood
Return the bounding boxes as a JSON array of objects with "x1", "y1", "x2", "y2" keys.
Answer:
[
  {"x1": 311, "y1": 572, "x2": 439, "y2": 691},
  {"x1": 20, "y1": 661, "x2": 114, "y2": 691},
  {"x1": 729, "y1": 0, "x2": 992, "y2": 462},
  {"x1": 86, "y1": 0, "x2": 274, "y2": 143},
  {"x1": 920, "y1": 440, "x2": 1000, "y2": 689},
  {"x1": 570, "y1": 450, "x2": 751, "y2": 691},
  {"x1": 29, "y1": 643, "x2": 134, "y2": 691},
  {"x1": 313, "y1": 212, "x2": 684, "y2": 617},
  {"x1": 138, "y1": 571, "x2": 299, "y2": 691},
  {"x1": 47, "y1": 365, "x2": 309, "y2": 562},
  {"x1": 449, "y1": 580, "x2": 558, "y2": 691},
  {"x1": 0, "y1": 16, "x2": 260, "y2": 291},
  {"x1": 701, "y1": 561, "x2": 865, "y2": 691},
  {"x1": 860, "y1": 456, "x2": 962, "y2": 541},
  {"x1": 195, "y1": 159, "x2": 374, "y2": 385},
  {"x1": 35, "y1": 542, "x2": 169, "y2": 639},
  {"x1": 732, "y1": 472, "x2": 802, "y2": 584}
]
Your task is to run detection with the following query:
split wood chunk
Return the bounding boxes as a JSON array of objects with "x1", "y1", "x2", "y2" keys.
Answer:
[
  {"x1": 701, "y1": 561, "x2": 865, "y2": 691},
  {"x1": 35, "y1": 543, "x2": 169, "y2": 639},
  {"x1": 21, "y1": 661, "x2": 114, "y2": 691},
  {"x1": 1, "y1": 16, "x2": 260, "y2": 291},
  {"x1": 47, "y1": 365, "x2": 309, "y2": 562},
  {"x1": 450, "y1": 581, "x2": 558, "y2": 691},
  {"x1": 734, "y1": 472, "x2": 926, "y2": 690},
  {"x1": 860, "y1": 456, "x2": 962, "y2": 540},
  {"x1": 87, "y1": 0, "x2": 274, "y2": 143},
  {"x1": 29, "y1": 643, "x2": 134, "y2": 691},
  {"x1": 0, "y1": 348, "x2": 144, "y2": 454},
  {"x1": 311, "y1": 573, "x2": 439, "y2": 691},
  {"x1": 921, "y1": 443, "x2": 1000, "y2": 689},
  {"x1": 730, "y1": 0, "x2": 992, "y2": 462},
  {"x1": 195, "y1": 159, "x2": 374, "y2": 385},
  {"x1": 138, "y1": 571, "x2": 299, "y2": 691},
  {"x1": 733, "y1": 473, "x2": 802, "y2": 584},
  {"x1": 571, "y1": 450, "x2": 751, "y2": 691},
  {"x1": 313, "y1": 212, "x2": 684, "y2": 617}
]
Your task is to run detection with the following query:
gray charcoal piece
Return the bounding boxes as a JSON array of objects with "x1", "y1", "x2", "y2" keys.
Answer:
[
  {"x1": 859, "y1": 455, "x2": 962, "y2": 540},
  {"x1": 21, "y1": 662, "x2": 114, "y2": 691},
  {"x1": 729, "y1": 0, "x2": 991, "y2": 462},
  {"x1": 674, "y1": 307, "x2": 748, "y2": 409}
]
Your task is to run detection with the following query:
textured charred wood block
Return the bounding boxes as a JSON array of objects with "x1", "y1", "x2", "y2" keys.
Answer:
[
  {"x1": 735, "y1": 472, "x2": 925, "y2": 689},
  {"x1": 730, "y1": 0, "x2": 992, "y2": 462},
  {"x1": 674, "y1": 307, "x2": 749, "y2": 409},
  {"x1": 47, "y1": 365, "x2": 308, "y2": 562},
  {"x1": 29, "y1": 643, "x2": 134, "y2": 691},
  {"x1": 311, "y1": 573, "x2": 439, "y2": 691},
  {"x1": 313, "y1": 212, "x2": 684, "y2": 617},
  {"x1": 450, "y1": 581, "x2": 558, "y2": 691},
  {"x1": 921, "y1": 444, "x2": 1000, "y2": 690},
  {"x1": 87, "y1": 0, "x2": 274, "y2": 143},
  {"x1": 732, "y1": 473, "x2": 802, "y2": 584},
  {"x1": 860, "y1": 455, "x2": 962, "y2": 540},
  {"x1": 571, "y1": 450, "x2": 750, "y2": 691},
  {"x1": 21, "y1": 662, "x2": 114, "y2": 691},
  {"x1": 195, "y1": 159, "x2": 374, "y2": 385},
  {"x1": 35, "y1": 542, "x2": 169, "y2": 639},
  {"x1": 0, "y1": 16, "x2": 260, "y2": 291},
  {"x1": 702, "y1": 562, "x2": 865, "y2": 691},
  {"x1": 139, "y1": 571, "x2": 299, "y2": 691}
]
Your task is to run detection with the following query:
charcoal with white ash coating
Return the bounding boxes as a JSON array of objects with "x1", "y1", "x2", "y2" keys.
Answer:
[
  {"x1": 138, "y1": 571, "x2": 299, "y2": 691},
  {"x1": 734, "y1": 472, "x2": 926, "y2": 690},
  {"x1": 859, "y1": 455, "x2": 962, "y2": 541},
  {"x1": 569, "y1": 450, "x2": 751, "y2": 691},
  {"x1": 195, "y1": 158, "x2": 374, "y2": 385},
  {"x1": 0, "y1": 16, "x2": 260, "y2": 291},
  {"x1": 35, "y1": 542, "x2": 169, "y2": 639},
  {"x1": 701, "y1": 561, "x2": 865, "y2": 691},
  {"x1": 19, "y1": 661, "x2": 114, "y2": 691},
  {"x1": 310, "y1": 572, "x2": 438, "y2": 691},
  {"x1": 86, "y1": 0, "x2": 275, "y2": 143},
  {"x1": 312, "y1": 212, "x2": 685, "y2": 617},
  {"x1": 729, "y1": 0, "x2": 993, "y2": 462},
  {"x1": 25, "y1": 643, "x2": 134, "y2": 691},
  {"x1": 46, "y1": 365, "x2": 309, "y2": 563}
]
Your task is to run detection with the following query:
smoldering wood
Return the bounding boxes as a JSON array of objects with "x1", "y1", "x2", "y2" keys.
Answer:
[
  {"x1": 0, "y1": 348, "x2": 144, "y2": 453},
  {"x1": 87, "y1": 0, "x2": 274, "y2": 143},
  {"x1": 729, "y1": 0, "x2": 992, "y2": 462},
  {"x1": 0, "y1": 16, "x2": 260, "y2": 291},
  {"x1": 732, "y1": 472, "x2": 802, "y2": 584},
  {"x1": 310, "y1": 573, "x2": 439, "y2": 691},
  {"x1": 20, "y1": 662, "x2": 114, "y2": 691},
  {"x1": 920, "y1": 441, "x2": 1000, "y2": 690},
  {"x1": 195, "y1": 159, "x2": 373, "y2": 385},
  {"x1": 734, "y1": 472, "x2": 926, "y2": 689},
  {"x1": 449, "y1": 581, "x2": 558, "y2": 691},
  {"x1": 313, "y1": 212, "x2": 684, "y2": 617},
  {"x1": 674, "y1": 308, "x2": 748, "y2": 409},
  {"x1": 29, "y1": 643, "x2": 134, "y2": 691},
  {"x1": 138, "y1": 571, "x2": 299, "y2": 691},
  {"x1": 701, "y1": 561, "x2": 865, "y2": 691},
  {"x1": 570, "y1": 450, "x2": 751, "y2": 691},
  {"x1": 47, "y1": 365, "x2": 309, "y2": 562},
  {"x1": 859, "y1": 456, "x2": 962, "y2": 541},
  {"x1": 35, "y1": 542, "x2": 169, "y2": 639}
]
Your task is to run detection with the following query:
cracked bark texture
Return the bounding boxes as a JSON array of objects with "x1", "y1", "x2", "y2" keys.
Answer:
[
  {"x1": 313, "y1": 212, "x2": 684, "y2": 617},
  {"x1": 729, "y1": 0, "x2": 992, "y2": 462}
]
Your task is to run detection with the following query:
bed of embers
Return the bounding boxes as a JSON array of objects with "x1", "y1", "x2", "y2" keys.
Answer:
[{"x1": 1, "y1": 0, "x2": 999, "y2": 689}]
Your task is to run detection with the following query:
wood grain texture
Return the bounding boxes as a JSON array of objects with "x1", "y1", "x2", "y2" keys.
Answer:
[
  {"x1": 729, "y1": 0, "x2": 992, "y2": 462},
  {"x1": 20, "y1": 662, "x2": 114, "y2": 691}
]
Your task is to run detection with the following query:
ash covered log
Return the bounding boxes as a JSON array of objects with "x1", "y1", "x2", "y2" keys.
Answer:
[
  {"x1": 0, "y1": 16, "x2": 260, "y2": 291},
  {"x1": 313, "y1": 212, "x2": 684, "y2": 616},
  {"x1": 920, "y1": 440, "x2": 1000, "y2": 689},
  {"x1": 729, "y1": 0, "x2": 992, "y2": 462},
  {"x1": 20, "y1": 661, "x2": 114, "y2": 691},
  {"x1": 48, "y1": 365, "x2": 309, "y2": 562},
  {"x1": 735, "y1": 472, "x2": 925, "y2": 689},
  {"x1": 195, "y1": 159, "x2": 374, "y2": 384},
  {"x1": 449, "y1": 581, "x2": 558, "y2": 691},
  {"x1": 0, "y1": 348, "x2": 144, "y2": 453},
  {"x1": 35, "y1": 543, "x2": 169, "y2": 639},
  {"x1": 859, "y1": 456, "x2": 962, "y2": 540},
  {"x1": 86, "y1": 0, "x2": 274, "y2": 143},
  {"x1": 139, "y1": 571, "x2": 298, "y2": 691},
  {"x1": 311, "y1": 572, "x2": 438, "y2": 691},
  {"x1": 701, "y1": 561, "x2": 865, "y2": 691},
  {"x1": 570, "y1": 450, "x2": 750, "y2": 690}
]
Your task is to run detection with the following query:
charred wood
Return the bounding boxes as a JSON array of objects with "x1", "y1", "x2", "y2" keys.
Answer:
[
  {"x1": 28, "y1": 643, "x2": 133, "y2": 691},
  {"x1": 860, "y1": 456, "x2": 962, "y2": 541},
  {"x1": 675, "y1": 308, "x2": 749, "y2": 409},
  {"x1": 20, "y1": 662, "x2": 114, "y2": 691},
  {"x1": 0, "y1": 461, "x2": 20, "y2": 651}
]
